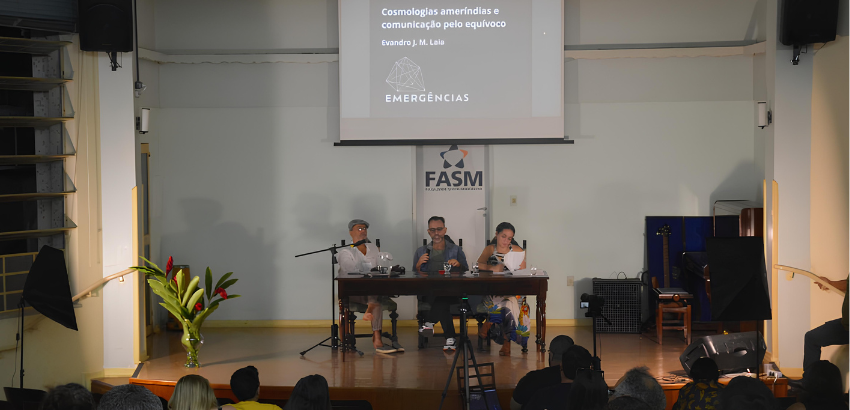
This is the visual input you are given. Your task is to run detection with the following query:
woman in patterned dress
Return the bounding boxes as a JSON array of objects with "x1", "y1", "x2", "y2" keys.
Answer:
[{"x1": 476, "y1": 222, "x2": 529, "y2": 356}]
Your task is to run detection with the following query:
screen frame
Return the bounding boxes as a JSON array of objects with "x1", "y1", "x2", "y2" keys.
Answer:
[{"x1": 337, "y1": 0, "x2": 566, "y2": 146}]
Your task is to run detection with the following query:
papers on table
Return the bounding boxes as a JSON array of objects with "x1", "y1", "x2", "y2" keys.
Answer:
[
  {"x1": 504, "y1": 251, "x2": 525, "y2": 271},
  {"x1": 509, "y1": 269, "x2": 546, "y2": 276}
]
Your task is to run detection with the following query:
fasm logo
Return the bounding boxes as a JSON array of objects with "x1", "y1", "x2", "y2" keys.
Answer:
[{"x1": 425, "y1": 145, "x2": 483, "y2": 188}]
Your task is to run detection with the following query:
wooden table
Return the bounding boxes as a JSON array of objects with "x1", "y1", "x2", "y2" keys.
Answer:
[{"x1": 336, "y1": 271, "x2": 549, "y2": 355}]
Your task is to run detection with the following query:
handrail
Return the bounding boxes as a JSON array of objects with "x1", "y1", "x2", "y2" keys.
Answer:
[
  {"x1": 775, "y1": 264, "x2": 845, "y2": 296},
  {"x1": 73, "y1": 268, "x2": 135, "y2": 302},
  {"x1": 0, "y1": 269, "x2": 136, "y2": 355}
]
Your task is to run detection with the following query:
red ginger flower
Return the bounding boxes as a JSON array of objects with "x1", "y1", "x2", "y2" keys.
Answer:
[
  {"x1": 166, "y1": 256, "x2": 174, "y2": 275},
  {"x1": 214, "y1": 287, "x2": 228, "y2": 300},
  {"x1": 195, "y1": 303, "x2": 203, "y2": 312}
]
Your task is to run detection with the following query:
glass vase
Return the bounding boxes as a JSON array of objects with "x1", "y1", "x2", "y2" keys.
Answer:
[{"x1": 181, "y1": 328, "x2": 204, "y2": 368}]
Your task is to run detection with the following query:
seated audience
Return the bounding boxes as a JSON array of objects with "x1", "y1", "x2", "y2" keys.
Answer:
[
  {"x1": 717, "y1": 376, "x2": 777, "y2": 410},
  {"x1": 98, "y1": 384, "x2": 163, "y2": 410},
  {"x1": 40, "y1": 383, "x2": 95, "y2": 410},
  {"x1": 510, "y1": 335, "x2": 575, "y2": 410},
  {"x1": 223, "y1": 365, "x2": 281, "y2": 410},
  {"x1": 787, "y1": 360, "x2": 846, "y2": 410},
  {"x1": 606, "y1": 396, "x2": 652, "y2": 410},
  {"x1": 169, "y1": 375, "x2": 218, "y2": 410},
  {"x1": 524, "y1": 344, "x2": 594, "y2": 410},
  {"x1": 565, "y1": 369, "x2": 609, "y2": 410},
  {"x1": 609, "y1": 367, "x2": 666, "y2": 410},
  {"x1": 282, "y1": 375, "x2": 331, "y2": 410},
  {"x1": 672, "y1": 357, "x2": 723, "y2": 410}
]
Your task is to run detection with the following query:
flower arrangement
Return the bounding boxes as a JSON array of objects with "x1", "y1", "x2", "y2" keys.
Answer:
[{"x1": 132, "y1": 256, "x2": 240, "y2": 367}]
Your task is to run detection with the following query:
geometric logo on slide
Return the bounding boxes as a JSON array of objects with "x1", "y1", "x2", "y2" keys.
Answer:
[
  {"x1": 440, "y1": 145, "x2": 468, "y2": 169},
  {"x1": 386, "y1": 57, "x2": 425, "y2": 92}
]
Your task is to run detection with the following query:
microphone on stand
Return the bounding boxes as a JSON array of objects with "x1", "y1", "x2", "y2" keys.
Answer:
[{"x1": 350, "y1": 239, "x2": 367, "y2": 247}]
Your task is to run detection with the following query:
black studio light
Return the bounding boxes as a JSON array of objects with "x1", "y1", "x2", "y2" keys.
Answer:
[{"x1": 5, "y1": 246, "x2": 78, "y2": 406}]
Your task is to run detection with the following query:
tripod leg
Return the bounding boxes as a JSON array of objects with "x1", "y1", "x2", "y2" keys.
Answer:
[
  {"x1": 300, "y1": 336, "x2": 333, "y2": 356},
  {"x1": 438, "y1": 337, "x2": 464, "y2": 410}
]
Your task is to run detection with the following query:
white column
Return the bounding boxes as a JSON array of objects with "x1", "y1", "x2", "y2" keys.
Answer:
[
  {"x1": 768, "y1": 4, "x2": 813, "y2": 369},
  {"x1": 98, "y1": 54, "x2": 138, "y2": 370}
]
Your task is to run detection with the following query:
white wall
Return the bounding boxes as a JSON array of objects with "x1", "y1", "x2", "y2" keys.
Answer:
[
  {"x1": 564, "y1": 0, "x2": 763, "y2": 45},
  {"x1": 494, "y1": 57, "x2": 758, "y2": 320},
  {"x1": 154, "y1": 0, "x2": 338, "y2": 51},
  {"x1": 147, "y1": 0, "x2": 762, "y2": 322}
]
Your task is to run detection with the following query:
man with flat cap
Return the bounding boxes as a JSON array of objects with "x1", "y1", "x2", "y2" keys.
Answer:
[{"x1": 337, "y1": 219, "x2": 402, "y2": 354}]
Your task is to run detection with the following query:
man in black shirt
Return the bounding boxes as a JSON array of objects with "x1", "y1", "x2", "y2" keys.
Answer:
[
  {"x1": 510, "y1": 335, "x2": 575, "y2": 410},
  {"x1": 523, "y1": 345, "x2": 594, "y2": 410}
]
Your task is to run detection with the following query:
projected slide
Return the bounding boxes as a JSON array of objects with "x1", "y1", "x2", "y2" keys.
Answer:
[{"x1": 339, "y1": 0, "x2": 563, "y2": 143}]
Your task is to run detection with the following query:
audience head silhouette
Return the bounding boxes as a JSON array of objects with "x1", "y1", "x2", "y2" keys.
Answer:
[
  {"x1": 231, "y1": 365, "x2": 261, "y2": 401},
  {"x1": 562, "y1": 344, "x2": 593, "y2": 380},
  {"x1": 283, "y1": 374, "x2": 331, "y2": 410},
  {"x1": 169, "y1": 374, "x2": 218, "y2": 410},
  {"x1": 799, "y1": 360, "x2": 845, "y2": 409},
  {"x1": 567, "y1": 368, "x2": 609, "y2": 410},
  {"x1": 718, "y1": 376, "x2": 777, "y2": 410},
  {"x1": 548, "y1": 335, "x2": 575, "y2": 367},
  {"x1": 606, "y1": 396, "x2": 653, "y2": 410},
  {"x1": 688, "y1": 357, "x2": 719, "y2": 382},
  {"x1": 98, "y1": 384, "x2": 162, "y2": 410},
  {"x1": 40, "y1": 383, "x2": 95, "y2": 410},
  {"x1": 609, "y1": 366, "x2": 666, "y2": 410}
]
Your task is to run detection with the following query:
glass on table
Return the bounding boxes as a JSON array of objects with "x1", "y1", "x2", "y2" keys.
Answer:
[{"x1": 443, "y1": 261, "x2": 452, "y2": 275}]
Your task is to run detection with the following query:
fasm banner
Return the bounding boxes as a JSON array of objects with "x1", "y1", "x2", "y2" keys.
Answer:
[{"x1": 419, "y1": 145, "x2": 486, "y2": 250}]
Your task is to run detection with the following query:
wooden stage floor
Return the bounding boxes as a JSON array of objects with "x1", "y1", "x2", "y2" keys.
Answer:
[{"x1": 129, "y1": 326, "x2": 784, "y2": 410}]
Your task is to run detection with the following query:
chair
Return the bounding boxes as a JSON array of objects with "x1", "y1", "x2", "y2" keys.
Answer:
[
  {"x1": 652, "y1": 277, "x2": 693, "y2": 345},
  {"x1": 346, "y1": 297, "x2": 400, "y2": 349},
  {"x1": 456, "y1": 361, "x2": 498, "y2": 409}
]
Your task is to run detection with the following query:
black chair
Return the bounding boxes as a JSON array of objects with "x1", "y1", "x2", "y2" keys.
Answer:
[{"x1": 456, "y1": 362, "x2": 498, "y2": 409}]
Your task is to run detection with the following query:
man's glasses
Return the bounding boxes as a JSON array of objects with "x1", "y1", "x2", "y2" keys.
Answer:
[
  {"x1": 427, "y1": 227, "x2": 445, "y2": 233},
  {"x1": 354, "y1": 227, "x2": 367, "y2": 232}
]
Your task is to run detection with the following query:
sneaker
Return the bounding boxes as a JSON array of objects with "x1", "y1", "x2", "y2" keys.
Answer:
[
  {"x1": 419, "y1": 322, "x2": 434, "y2": 338},
  {"x1": 391, "y1": 339, "x2": 405, "y2": 352},
  {"x1": 443, "y1": 337, "x2": 457, "y2": 352},
  {"x1": 375, "y1": 343, "x2": 397, "y2": 354}
]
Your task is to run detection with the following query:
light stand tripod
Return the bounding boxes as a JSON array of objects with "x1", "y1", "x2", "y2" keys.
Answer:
[
  {"x1": 297, "y1": 241, "x2": 362, "y2": 357},
  {"x1": 582, "y1": 294, "x2": 610, "y2": 371},
  {"x1": 439, "y1": 295, "x2": 491, "y2": 410}
]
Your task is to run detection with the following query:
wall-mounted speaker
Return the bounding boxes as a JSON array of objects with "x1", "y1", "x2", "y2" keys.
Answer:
[
  {"x1": 78, "y1": 0, "x2": 133, "y2": 52},
  {"x1": 780, "y1": 0, "x2": 840, "y2": 46}
]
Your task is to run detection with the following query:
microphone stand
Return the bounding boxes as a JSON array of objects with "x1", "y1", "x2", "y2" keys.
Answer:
[{"x1": 297, "y1": 241, "x2": 364, "y2": 357}]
